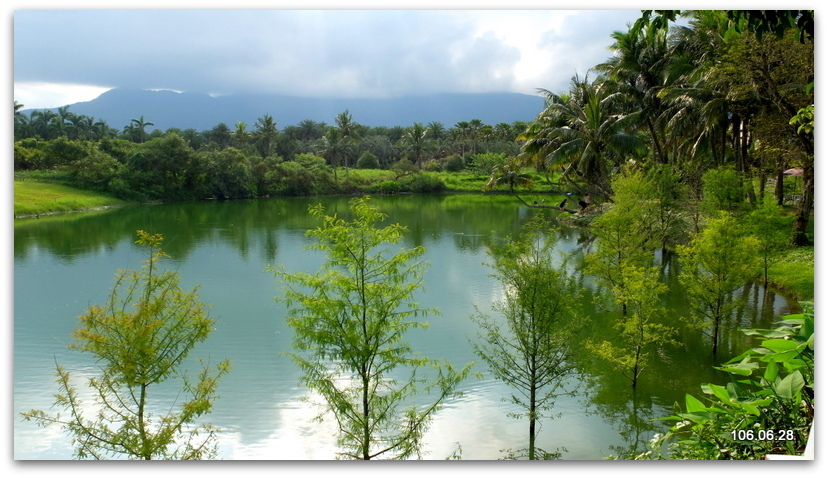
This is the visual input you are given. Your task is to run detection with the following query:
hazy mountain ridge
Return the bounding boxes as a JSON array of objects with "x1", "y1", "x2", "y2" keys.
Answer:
[{"x1": 22, "y1": 88, "x2": 547, "y2": 131}]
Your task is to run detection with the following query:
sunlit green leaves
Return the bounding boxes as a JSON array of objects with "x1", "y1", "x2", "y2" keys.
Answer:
[{"x1": 21, "y1": 231, "x2": 230, "y2": 459}]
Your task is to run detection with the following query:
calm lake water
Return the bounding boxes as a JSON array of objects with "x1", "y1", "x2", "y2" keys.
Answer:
[{"x1": 13, "y1": 194, "x2": 799, "y2": 460}]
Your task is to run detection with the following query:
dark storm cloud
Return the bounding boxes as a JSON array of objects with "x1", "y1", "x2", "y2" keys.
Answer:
[
  {"x1": 13, "y1": 9, "x2": 651, "y2": 107},
  {"x1": 14, "y1": 10, "x2": 526, "y2": 98}
]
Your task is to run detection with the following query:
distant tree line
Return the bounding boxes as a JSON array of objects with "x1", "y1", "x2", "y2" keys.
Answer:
[{"x1": 14, "y1": 102, "x2": 532, "y2": 200}]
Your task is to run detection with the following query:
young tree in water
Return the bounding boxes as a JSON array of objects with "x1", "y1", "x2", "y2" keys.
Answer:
[
  {"x1": 274, "y1": 197, "x2": 471, "y2": 460},
  {"x1": 471, "y1": 215, "x2": 580, "y2": 460},
  {"x1": 588, "y1": 263, "x2": 677, "y2": 388},
  {"x1": 744, "y1": 200, "x2": 794, "y2": 286},
  {"x1": 22, "y1": 231, "x2": 231, "y2": 459},
  {"x1": 678, "y1": 213, "x2": 761, "y2": 355},
  {"x1": 585, "y1": 169, "x2": 660, "y2": 314}
]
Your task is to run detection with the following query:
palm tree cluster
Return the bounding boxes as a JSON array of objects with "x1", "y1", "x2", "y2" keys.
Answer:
[
  {"x1": 514, "y1": 10, "x2": 813, "y2": 243},
  {"x1": 14, "y1": 100, "x2": 528, "y2": 169},
  {"x1": 14, "y1": 103, "x2": 117, "y2": 141}
]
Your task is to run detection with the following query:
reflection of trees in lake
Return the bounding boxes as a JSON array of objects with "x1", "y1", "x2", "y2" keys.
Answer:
[
  {"x1": 14, "y1": 194, "x2": 589, "y2": 263},
  {"x1": 584, "y1": 380, "x2": 667, "y2": 459}
]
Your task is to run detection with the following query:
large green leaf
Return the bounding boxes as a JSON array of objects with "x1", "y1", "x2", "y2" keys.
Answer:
[
  {"x1": 774, "y1": 370, "x2": 805, "y2": 399},
  {"x1": 715, "y1": 357, "x2": 759, "y2": 376},
  {"x1": 701, "y1": 383, "x2": 732, "y2": 404},
  {"x1": 761, "y1": 338, "x2": 799, "y2": 352},
  {"x1": 685, "y1": 393, "x2": 707, "y2": 413},
  {"x1": 763, "y1": 360, "x2": 779, "y2": 382}
]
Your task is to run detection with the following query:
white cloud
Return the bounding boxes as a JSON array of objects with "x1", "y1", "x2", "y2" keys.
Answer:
[{"x1": 14, "y1": 81, "x2": 112, "y2": 109}]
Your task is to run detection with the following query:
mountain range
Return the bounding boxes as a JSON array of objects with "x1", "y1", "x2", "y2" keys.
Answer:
[{"x1": 21, "y1": 88, "x2": 548, "y2": 132}]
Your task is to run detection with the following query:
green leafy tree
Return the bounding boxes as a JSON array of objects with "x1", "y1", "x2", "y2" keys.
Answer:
[
  {"x1": 678, "y1": 212, "x2": 761, "y2": 355},
  {"x1": 588, "y1": 264, "x2": 677, "y2": 388},
  {"x1": 471, "y1": 216, "x2": 580, "y2": 460},
  {"x1": 273, "y1": 197, "x2": 471, "y2": 460},
  {"x1": 744, "y1": 200, "x2": 794, "y2": 286},
  {"x1": 401, "y1": 122, "x2": 431, "y2": 165},
  {"x1": 126, "y1": 133, "x2": 200, "y2": 201},
  {"x1": 253, "y1": 114, "x2": 279, "y2": 158},
  {"x1": 701, "y1": 166, "x2": 745, "y2": 211},
  {"x1": 585, "y1": 169, "x2": 660, "y2": 313},
  {"x1": 22, "y1": 231, "x2": 231, "y2": 459},
  {"x1": 355, "y1": 151, "x2": 380, "y2": 170}
]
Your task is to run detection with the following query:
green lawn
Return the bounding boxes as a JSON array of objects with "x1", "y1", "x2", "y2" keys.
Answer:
[
  {"x1": 14, "y1": 180, "x2": 126, "y2": 217},
  {"x1": 767, "y1": 246, "x2": 815, "y2": 301}
]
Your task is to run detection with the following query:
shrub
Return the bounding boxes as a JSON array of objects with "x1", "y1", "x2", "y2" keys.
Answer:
[
  {"x1": 372, "y1": 180, "x2": 402, "y2": 194},
  {"x1": 399, "y1": 173, "x2": 446, "y2": 193},
  {"x1": 466, "y1": 152, "x2": 509, "y2": 176},
  {"x1": 442, "y1": 154, "x2": 465, "y2": 173},
  {"x1": 70, "y1": 149, "x2": 125, "y2": 190},
  {"x1": 356, "y1": 151, "x2": 381, "y2": 170},
  {"x1": 421, "y1": 158, "x2": 442, "y2": 172},
  {"x1": 702, "y1": 166, "x2": 744, "y2": 210}
]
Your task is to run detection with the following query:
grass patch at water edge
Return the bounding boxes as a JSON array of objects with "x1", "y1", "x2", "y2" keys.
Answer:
[{"x1": 14, "y1": 181, "x2": 126, "y2": 217}]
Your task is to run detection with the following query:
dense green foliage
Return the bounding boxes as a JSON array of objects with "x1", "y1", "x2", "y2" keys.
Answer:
[
  {"x1": 678, "y1": 213, "x2": 762, "y2": 356},
  {"x1": 21, "y1": 231, "x2": 231, "y2": 459},
  {"x1": 641, "y1": 303, "x2": 814, "y2": 459},
  {"x1": 14, "y1": 100, "x2": 529, "y2": 203}
]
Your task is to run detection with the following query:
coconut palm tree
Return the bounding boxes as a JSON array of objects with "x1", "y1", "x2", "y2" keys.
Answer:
[
  {"x1": 522, "y1": 75, "x2": 641, "y2": 198},
  {"x1": 30, "y1": 109, "x2": 59, "y2": 139},
  {"x1": 597, "y1": 23, "x2": 673, "y2": 165},
  {"x1": 233, "y1": 121, "x2": 251, "y2": 148},
  {"x1": 254, "y1": 114, "x2": 278, "y2": 157},
  {"x1": 335, "y1": 110, "x2": 360, "y2": 171},
  {"x1": 316, "y1": 127, "x2": 347, "y2": 181},
  {"x1": 401, "y1": 123, "x2": 430, "y2": 166},
  {"x1": 128, "y1": 115, "x2": 155, "y2": 143},
  {"x1": 484, "y1": 159, "x2": 558, "y2": 210}
]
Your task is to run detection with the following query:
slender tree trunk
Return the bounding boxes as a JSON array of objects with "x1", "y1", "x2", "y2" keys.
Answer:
[
  {"x1": 646, "y1": 117, "x2": 666, "y2": 164},
  {"x1": 791, "y1": 163, "x2": 814, "y2": 246},
  {"x1": 139, "y1": 383, "x2": 151, "y2": 459},
  {"x1": 529, "y1": 358, "x2": 537, "y2": 460},
  {"x1": 712, "y1": 316, "x2": 720, "y2": 356},
  {"x1": 775, "y1": 166, "x2": 785, "y2": 206},
  {"x1": 362, "y1": 373, "x2": 370, "y2": 460}
]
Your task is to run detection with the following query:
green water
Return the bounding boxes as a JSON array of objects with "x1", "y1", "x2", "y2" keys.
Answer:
[{"x1": 13, "y1": 194, "x2": 798, "y2": 460}]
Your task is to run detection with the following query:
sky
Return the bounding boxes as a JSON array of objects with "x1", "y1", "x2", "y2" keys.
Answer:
[{"x1": 11, "y1": 5, "x2": 650, "y2": 109}]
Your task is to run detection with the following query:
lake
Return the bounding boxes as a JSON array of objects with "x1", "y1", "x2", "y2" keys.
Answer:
[{"x1": 13, "y1": 194, "x2": 799, "y2": 460}]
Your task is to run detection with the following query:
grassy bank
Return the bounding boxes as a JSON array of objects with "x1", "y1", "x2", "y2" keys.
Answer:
[
  {"x1": 767, "y1": 246, "x2": 815, "y2": 301},
  {"x1": 14, "y1": 180, "x2": 126, "y2": 217}
]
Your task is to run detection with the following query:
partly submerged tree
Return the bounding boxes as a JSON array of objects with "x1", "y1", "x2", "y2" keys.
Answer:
[
  {"x1": 22, "y1": 231, "x2": 231, "y2": 459},
  {"x1": 471, "y1": 215, "x2": 581, "y2": 459},
  {"x1": 678, "y1": 212, "x2": 761, "y2": 355},
  {"x1": 585, "y1": 169, "x2": 661, "y2": 314},
  {"x1": 588, "y1": 263, "x2": 677, "y2": 388},
  {"x1": 274, "y1": 197, "x2": 471, "y2": 460}
]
